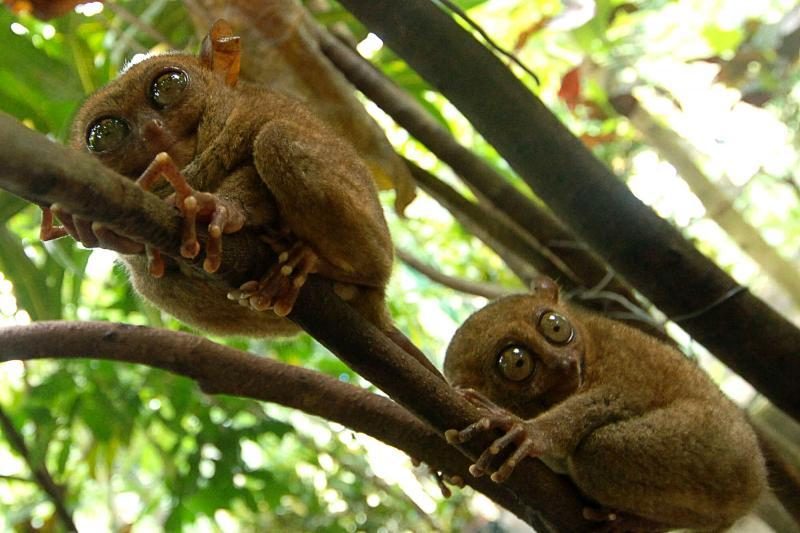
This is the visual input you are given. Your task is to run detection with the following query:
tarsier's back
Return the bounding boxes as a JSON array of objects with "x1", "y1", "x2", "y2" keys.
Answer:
[
  {"x1": 444, "y1": 278, "x2": 766, "y2": 531},
  {"x1": 58, "y1": 21, "x2": 393, "y2": 337}
]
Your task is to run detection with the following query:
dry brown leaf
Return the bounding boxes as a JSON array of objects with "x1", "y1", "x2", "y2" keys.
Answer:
[{"x1": 188, "y1": 0, "x2": 417, "y2": 214}]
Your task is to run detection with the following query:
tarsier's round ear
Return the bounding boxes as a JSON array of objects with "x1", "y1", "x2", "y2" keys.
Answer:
[
  {"x1": 199, "y1": 19, "x2": 241, "y2": 87},
  {"x1": 530, "y1": 276, "x2": 559, "y2": 303}
]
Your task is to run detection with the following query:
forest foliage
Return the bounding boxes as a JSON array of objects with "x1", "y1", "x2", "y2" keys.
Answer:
[{"x1": 0, "y1": 0, "x2": 798, "y2": 531}]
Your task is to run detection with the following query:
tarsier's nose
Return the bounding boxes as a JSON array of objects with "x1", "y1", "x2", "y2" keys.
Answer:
[{"x1": 141, "y1": 119, "x2": 171, "y2": 150}]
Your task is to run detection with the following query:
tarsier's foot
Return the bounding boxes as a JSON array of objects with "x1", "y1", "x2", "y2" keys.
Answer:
[
  {"x1": 39, "y1": 207, "x2": 68, "y2": 241},
  {"x1": 227, "y1": 241, "x2": 319, "y2": 316},
  {"x1": 445, "y1": 388, "x2": 542, "y2": 483},
  {"x1": 138, "y1": 152, "x2": 246, "y2": 273}
]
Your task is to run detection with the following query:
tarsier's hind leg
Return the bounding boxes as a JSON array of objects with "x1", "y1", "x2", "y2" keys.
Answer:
[
  {"x1": 229, "y1": 116, "x2": 393, "y2": 318},
  {"x1": 569, "y1": 403, "x2": 762, "y2": 530},
  {"x1": 250, "y1": 118, "x2": 393, "y2": 288}
]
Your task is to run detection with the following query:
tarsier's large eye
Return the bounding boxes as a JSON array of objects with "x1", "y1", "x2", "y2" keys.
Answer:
[
  {"x1": 538, "y1": 311, "x2": 574, "y2": 344},
  {"x1": 497, "y1": 345, "x2": 535, "y2": 382},
  {"x1": 86, "y1": 117, "x2": 131, "y2": 153},
  {"x1": 149, "y1": 69, "x2": 188, "y2": 108}
]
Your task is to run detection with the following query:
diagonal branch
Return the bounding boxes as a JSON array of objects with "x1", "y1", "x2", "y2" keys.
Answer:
[
  {"x1": 0, "y1": 113, "x2": 591, "y2": 530},
  {"x1": 317, "y1": 29, "x2": 638, "y2": 305},
  {"x1": 396, "y1": 247, "x2": 511, "y2": 300},
  {"x1": 0, "y1": 321, "x2": 569, "y2": 530}
]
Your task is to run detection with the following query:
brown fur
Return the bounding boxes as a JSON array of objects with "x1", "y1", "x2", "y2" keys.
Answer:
[
  {"x1": 70, "y1": 51, "x2": 393, "y2": 336},
  {"x1": 444, "y1": 279, "x2": 766, "y2": 531}
]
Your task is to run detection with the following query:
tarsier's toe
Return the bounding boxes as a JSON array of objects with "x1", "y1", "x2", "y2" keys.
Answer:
[
  {"x1": 146, "y1": 246, "x2": 166, "y2": 278},
  {"x1": 226, "y1": 239, "x2": 316, "y2": 316},
  {"x1": 93, "y1": 223, "x2": 144, "y2": 254},
  {"x1": 39, "y1": 207, "x2": 68, "y2": 241}
]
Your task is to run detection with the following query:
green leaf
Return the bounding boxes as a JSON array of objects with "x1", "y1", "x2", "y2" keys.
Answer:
[
  {"x1": 0, "y1": 225, "x2": 61, "y2": 320},
  {"x1": 702, "y1": 25, "x2": 744, "y2": 54}
]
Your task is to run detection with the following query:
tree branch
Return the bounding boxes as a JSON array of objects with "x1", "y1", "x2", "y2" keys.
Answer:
[
  {"x1": 396, "y1": 247, "x2": 511, "y2": 300},
  {"x1": 334, "y1": 0, "x2": 800, "y2": 422},
  {"x1": 0, "y1": 405, "x2": 77, "y2": 532},
  {"x1": 404, "y1": 159, "x2": 540, "y2": 284},
  {"x1": 0, "y1": 321, "x2": 582, "y2": 530},
  {"x1": 0, "y1": 113, "x2": 591, "y2": 530},
  {"x1": 317, "y1": 29, "x2": 639, "y2": 305}
]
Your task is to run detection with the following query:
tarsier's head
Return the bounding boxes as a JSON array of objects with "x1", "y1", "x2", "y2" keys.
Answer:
[
  {"x1": 444, "y1": 277, "x2": 585, "y2": 418},
  {"x1": 70, "y1": 19, "x2": 241, "y2": 178}
]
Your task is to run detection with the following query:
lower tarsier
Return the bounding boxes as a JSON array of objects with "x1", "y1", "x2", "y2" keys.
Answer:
[{"x1": 38, "y1": 19, "x2": 767, "y2": 533}]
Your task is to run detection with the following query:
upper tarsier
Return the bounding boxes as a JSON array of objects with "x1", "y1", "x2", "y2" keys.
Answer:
[
  {"x1": 41, "y1": 20, "x2": 397, "y2": 339},
  {"x1": 444, "y1": 278, "x2": 766, "y2": 532}
]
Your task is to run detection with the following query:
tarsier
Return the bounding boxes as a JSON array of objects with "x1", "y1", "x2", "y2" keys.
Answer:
[
  {"x1": 444, "y1": 278, "x2": 767, "y2": 532},
  {"x1": 41, "y1": 21, "x2": 438, "y2": 374}
]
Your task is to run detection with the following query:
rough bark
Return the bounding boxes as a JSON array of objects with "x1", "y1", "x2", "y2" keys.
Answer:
[{"x1": 0, "y1": 321, "x2": 560, "y2": 529}]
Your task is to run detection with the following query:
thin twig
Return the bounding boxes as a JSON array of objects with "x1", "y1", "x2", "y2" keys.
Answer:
[
  {"x1": 434, "y1": 0, "x2": 540, "y2": 84},
  {"x1": 317, "y1": 30, "x2": 641, "y2": 307},
  {"x1": 0, "y1": 405, "x2": 77, "y2": 532},
  {"x1": 396, "y1": 247, "x2": 511, "y2": 300}
]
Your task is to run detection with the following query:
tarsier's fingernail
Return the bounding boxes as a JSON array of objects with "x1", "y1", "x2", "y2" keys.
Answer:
[
  {"x1": 203, "y1": 258, "x2": 219, "y2": 273},
  {"x1": 293, "y1": 276, "x2": 306, "y2": 288},
  {"x1": 444, "y1": 430, "x2": 460, "y2": 444},
  {"x1": 184, "y1": 196, "x2": 198, "y2": 210},
  {"x1": 251, "y1": 296, "x2": 270, "y2": 311},
  {"x1": 209, "y1": 225, "x2": 222, "y2": 238},
  {"x1": 227, "y1": 290, "x2": 241, "y2": 300},
  {"x1": 240, "y1": 280, "x2": 259, "y2": 292},
  {"x1": 490, "y1": 445, "x2": 500, "y2": 454},
  {"x1": 280, "y1": 265, "x2": 293, "y2": 276},
  {"x1": 490, "y1": 472, "x2": 504, "y2": 483},
  {"x1": 278, "y1": 251, "x2": 289, "y2": 263},
  {"x1": 468, "y1": 465, "x2": 484, "y2": 477}
]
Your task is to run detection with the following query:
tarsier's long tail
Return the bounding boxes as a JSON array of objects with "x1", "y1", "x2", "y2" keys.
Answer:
[{"x1": 385, "y1": 326, "x2": 447, "y2": 383}]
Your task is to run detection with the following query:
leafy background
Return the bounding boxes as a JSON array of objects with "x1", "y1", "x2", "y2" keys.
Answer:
[{"x1": 0, "y1": 0, "x2": 799, "y2": 531}]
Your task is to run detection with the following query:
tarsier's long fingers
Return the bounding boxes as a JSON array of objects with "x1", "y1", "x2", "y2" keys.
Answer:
[
  {"x1": 146, "y1": 246, "x2": 165, "y2": 278},
  {"x1": 138, "y1": 152, "x2": 245, "y2": 273},
  {"x1": 458, "y1": 388, "x2": 505, "y2": 413},
  {"x1": 204, "y1": 202, "x2": 245, "y2": 273},
  {"x1": 39, "y1": 207, "x2": 68, "y2": 241},
  {"x1": 445, "y1": 406, "x2": 538, "y2": 482},
  {"x1": 92, "y1": 223, "x2": 145, "y2": 254},
  {"x1": 49, "y1": 205, "x2": 144, "y2": 254},
  {"x1": 445, "y1": 417, "x2": 495, "y2": 445},
  {"x1": 488, "y1": 432, "x2": 539, "y2": 483},
  {"x1": 177, "y1": 194, "x2": 202, "y2": 259},
  {"x1": 227, "y1": 241, "x2": 319, "y2": 316},
  {"x1": 138, "y1": 153, "x2": 200, "y2": 259}
]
